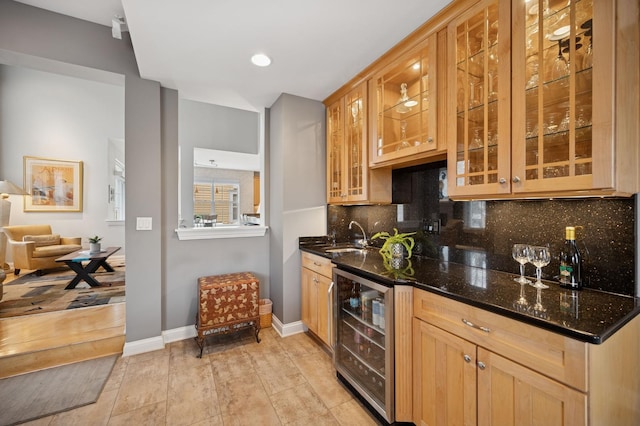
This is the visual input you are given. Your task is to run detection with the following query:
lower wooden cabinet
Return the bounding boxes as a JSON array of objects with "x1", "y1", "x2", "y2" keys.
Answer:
[
  {"x1": 477, "y1": 348, "x2": 586, "y2": 425},
  {"x1": 300, "y1": 252, "x2": 334, "y2": 348},
  {"x1": 411, "y1": 289, "x2": 640, "y2": 426},
  {"x1": 413, "y1": 319, "x2": 477, "y2": 425}
]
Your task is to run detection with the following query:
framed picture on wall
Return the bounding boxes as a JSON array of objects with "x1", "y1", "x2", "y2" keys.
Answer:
[{"x1": 23, "y1": 156, "x2": 83, "y2": 212}]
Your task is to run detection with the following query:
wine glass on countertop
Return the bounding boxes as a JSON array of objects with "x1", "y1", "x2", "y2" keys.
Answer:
[
  {"x1": 528, "y1": 245, "x2": 551, "y2": 289},
  {"x1": 512, "y1": 244, "x2": 532, "y2": 284}
]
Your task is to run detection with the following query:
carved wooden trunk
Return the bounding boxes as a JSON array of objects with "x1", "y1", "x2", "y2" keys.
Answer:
[{"x1": 195, "y1": 272, "x2": 261, "y2": 357}]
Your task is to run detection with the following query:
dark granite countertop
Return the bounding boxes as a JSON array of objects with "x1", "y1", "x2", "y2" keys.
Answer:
[{"x1": 299, "y1": 238, "x2": 640, "y2": 344}]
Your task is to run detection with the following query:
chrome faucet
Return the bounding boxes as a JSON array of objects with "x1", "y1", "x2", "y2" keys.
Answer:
[{"x1": 349, "y1": 220, "x2": 368, "y2": 248}]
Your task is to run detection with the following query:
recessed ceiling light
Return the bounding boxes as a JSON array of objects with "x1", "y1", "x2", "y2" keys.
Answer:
[{"x1": 251, "y1": 54, "x2": 271, "y2": 67}]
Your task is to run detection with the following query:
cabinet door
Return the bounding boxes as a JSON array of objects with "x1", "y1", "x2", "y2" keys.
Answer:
[
  {"x1": 477, "y1": 348, "x2": 586, "y2": 426},
  {"x1": 300, "y1": 267, "x2": 318, "y2": 334},
  {"x1": 511, "y1": 0, "x2": 613, "y2": 194},
  {"x1": 327, "y1": 99, "x2": 345, "y2": 203},
  {"x1": 316, "y1": 273, "x2": 333, "y2": 347},
  {"x1": 344, "y1": 83, "x2": 368, "y2": 202},
  {"x1": 371, "y1": 34, "x2": 439, "y2": 167},
  {"x1": 447, "y1": 0, "x2": 512, "y2": 198},
  {"x1": 413, "y1": 318, "x2": 477, "y2": 426}
]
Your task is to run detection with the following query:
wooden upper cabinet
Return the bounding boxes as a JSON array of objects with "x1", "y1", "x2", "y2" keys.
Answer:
[
  {"x1": 326, "y1": 82, "x2": 391, "y2": 205},
  {"x1": 448, "y1": 0, "x2": 638, "y2": 199},
  {"x1": 511, "y1": 0, "x2": 606, "y2": 194},
  {"x1": 370, "y1": 33, "x2": 442, "y2": 168},
  {"x1": 447, "y1": 0, "x2": 512, "y2": 198}
]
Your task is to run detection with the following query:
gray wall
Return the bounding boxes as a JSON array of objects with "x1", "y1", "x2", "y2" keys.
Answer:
[
  {"x1": 269, "y1": 94, "x2": 326, "y2": 324},
  {"x1": 0, "y1": 0, "x2": 162, "y2": 342},
  {"x1": 0, "y1": 1, "x2": 334, "y2": 339},
  {"x1": 178, "y1": 99, "x2": 260, "y2": 228},
  {"x1": 163, "y1": 98, "x2": 270, "y2": 331}
]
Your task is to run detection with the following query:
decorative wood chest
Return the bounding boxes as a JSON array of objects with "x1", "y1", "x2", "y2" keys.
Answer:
[{"x1": 195, "y1": 272, "x2": 261, "y2": 357}]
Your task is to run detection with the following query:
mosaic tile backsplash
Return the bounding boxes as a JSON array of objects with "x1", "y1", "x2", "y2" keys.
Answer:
[{"x1": 328, "y1": 162, "x2": 637, "y2": 296}]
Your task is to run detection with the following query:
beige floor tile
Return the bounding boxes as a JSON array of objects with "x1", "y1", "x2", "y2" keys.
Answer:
[
  {"x1": 331, "y1": 399, "x2": 381, "y2": 426},
  {"x1": 278, "y1": 332, "x2": 325, "y2": 357},
  {"x1": 293, "y1": 353, "x2": 353, "y2": 409},
  {"x1": 20, "y1": 417, "x2": 53, "y2": 426},
  {"x1": 285, "y1": 412, "x2": 340, "y2": 426},
  {"x1": 110, "y1": 352, "x2": 169, "y2": 416},
  {"x1": 102, "y1": 356, "x2": 128, "y2": 393},
  {"x1": 209, "y1": 346, "x2": 255, "y2": 384},
  {"x1": 250, "y1": 345, "x2": 307, "y2": 395},
  {"x1": 217, "y1": 375, "x2": 281, "y2": 425},
  {"x1": 166, "y1": 362, "x2": 220, "y2": 424},
  {"x1": 107, "y1": 401, "x2": 167, "y2": 426},
  {"x1": 190, "y1": 415, "x2": 224, "y2": 425},
  {"x1": 166, "y1": 399, "x2": 219, "y2": 426},
  {"x1": 169, "y1": 338, "x2": 211, "y2": 370},
  {"x1": 269, "y1": 382, "x2": 331, "y2": 424},
  {"x1": 49, "y1": 388, "x2": 118, "y2": 426},
  {"x1": 125, "y1": 346, "x2": 170, "y2": 365}
]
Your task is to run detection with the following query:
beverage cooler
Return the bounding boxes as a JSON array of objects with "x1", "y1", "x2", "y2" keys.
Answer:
[{"x1": 332, "y1": 268, "x2": 394, "y2": 423}]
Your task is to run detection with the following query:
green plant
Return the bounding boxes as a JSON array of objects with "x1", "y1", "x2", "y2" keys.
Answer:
[
  {"x1": 88, "y1": 235, "x2": 102, "y2": 243},
  {"x1": 371, "y1": 228, "x2": 416, "y2": 259}
]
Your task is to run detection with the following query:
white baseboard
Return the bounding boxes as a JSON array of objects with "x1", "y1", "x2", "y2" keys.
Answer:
[
  {"x1": 122, "y1": 316, "x2": 306, "y2": 356},
  {"x1": 271, "y1": 315, "x2": 306, "y2": 337},
  {"x1": 163, "y1": 325, "x2": 196, "y2": 343},
  {"x1": 122, "y1": 335, "x2": 165, "y2": 357}
]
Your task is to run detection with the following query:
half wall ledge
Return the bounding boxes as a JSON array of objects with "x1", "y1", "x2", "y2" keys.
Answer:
[{"x1": 175, "y1": 226, "x2": 268, "y2": 240}]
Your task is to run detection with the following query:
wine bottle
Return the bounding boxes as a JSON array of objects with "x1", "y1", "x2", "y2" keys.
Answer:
[
  {"x1": 559, "y1": 226, "x2": 582, "y2": 290},
  {"x1": 349, "y1": 281, "x2": 360, "y2": 309}
]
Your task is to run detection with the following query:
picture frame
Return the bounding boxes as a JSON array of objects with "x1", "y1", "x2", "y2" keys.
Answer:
[{"x1": 23, "y1": 156, "x2": 83, "y2": 212}]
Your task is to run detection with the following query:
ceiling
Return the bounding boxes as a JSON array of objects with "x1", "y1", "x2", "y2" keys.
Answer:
[{"x1": 15, "y1": 0, "x2": 453, "y2": 112}]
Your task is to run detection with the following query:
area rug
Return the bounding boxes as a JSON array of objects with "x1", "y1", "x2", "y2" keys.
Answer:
[
  {"x1": 0, "y1": 266, "x2": 125, "y2": 319},
  {"x1": 0, "y1": 355, "x2": 118, "y2": 425}
]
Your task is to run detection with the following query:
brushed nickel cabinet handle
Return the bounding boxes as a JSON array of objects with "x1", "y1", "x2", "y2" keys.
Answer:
[
  {"x1": 462, "y1": 318, "x2": 491, "y2": 333},
  {"x1": 477, "y1": 361, "x2": 486, "y2": 370},
  {"x1": 463, "y1": 354, "x2": 472, "y2": 363}
]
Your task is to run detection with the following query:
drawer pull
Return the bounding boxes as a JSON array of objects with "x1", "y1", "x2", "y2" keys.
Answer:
[
  {"x1": 313, "y1": 261, "x2": 322, "y2": 266},
  {"x1": 462, "y1": 318, "x2": 491, "y2": 333},
  {"x1": 463, "y1": 354, "x2": 472, "y2": 363},
  {"x1": 477, "y1": 361, "x2": 486, "y2": 370}
]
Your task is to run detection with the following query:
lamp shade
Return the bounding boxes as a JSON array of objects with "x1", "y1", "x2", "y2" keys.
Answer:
[{"x1": 0, "y1": 180, "x2": 27, "y2": 197}]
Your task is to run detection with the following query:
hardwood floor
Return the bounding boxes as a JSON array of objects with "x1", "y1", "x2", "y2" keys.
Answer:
[{"x1": 0, "y1": 266, "x2": 126, "y2": 378}]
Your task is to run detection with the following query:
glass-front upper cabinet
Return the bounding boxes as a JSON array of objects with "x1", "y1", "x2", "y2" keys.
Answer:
[
  {"x1": 327, "y1": 99, "x2": 345, "y2": 203},
  {"x1": 511, "y1": 0, "x2": 612, "y2": 193},
  {"x1": 327, "y1": 82, "x2": 371, "y2": 204},
  {"x1": 370, "y1": 34, "x2": 438, "y2": 166},
  {"x1": 447, "y1": 0, "x2": 511, "y2": 198}
]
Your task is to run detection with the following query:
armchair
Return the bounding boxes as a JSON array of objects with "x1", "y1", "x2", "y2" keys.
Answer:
[{"x1": 2, "y1": 224, "x2": 82, "y2": 275}]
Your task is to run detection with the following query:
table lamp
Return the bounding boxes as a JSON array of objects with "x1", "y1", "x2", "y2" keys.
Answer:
[{"x1": 0, "y1": 180, "x2": 28, "y2": 270}]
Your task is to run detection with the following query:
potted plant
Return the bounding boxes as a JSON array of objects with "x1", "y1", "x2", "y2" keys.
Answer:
[
  {"x1": 371, "y1": 228, "x2": 416, "y2": 260},
  {"x1": 88, "y1": 235, "x2": 102, "y2": 253}
]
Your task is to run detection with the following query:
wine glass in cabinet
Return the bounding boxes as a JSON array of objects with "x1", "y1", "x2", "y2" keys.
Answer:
[
  {"x1": 370, "y1": 33, "x2": 438, "y2": 167},
  {"x1": 511, "y1": 0, "x2": 613, "y2": 194},
  {"x1": 447, "y1": 0, "x2": 511, "y2": 198}
]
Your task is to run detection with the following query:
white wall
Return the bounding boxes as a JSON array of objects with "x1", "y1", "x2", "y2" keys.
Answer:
[{"x1": 0, "y1": 63, "x2": 125, "y2": 255}]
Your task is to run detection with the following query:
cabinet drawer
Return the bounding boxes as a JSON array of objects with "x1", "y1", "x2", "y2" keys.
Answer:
[
  {"x1": 414, "y1": 289, "x2": 588, "y2": 391},
  {"x1": 301, "y1": 252, "x2": 333, "y2": 278}
]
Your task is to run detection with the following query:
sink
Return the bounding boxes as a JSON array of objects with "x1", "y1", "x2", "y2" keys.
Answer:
[{"x1": 325, "y1": 247, "x2": 365, "y2": 254}]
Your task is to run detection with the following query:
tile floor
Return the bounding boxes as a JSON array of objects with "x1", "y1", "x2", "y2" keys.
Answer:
[{"x1": 22, "y1": 328, "x2": 381, "y2": 425}]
